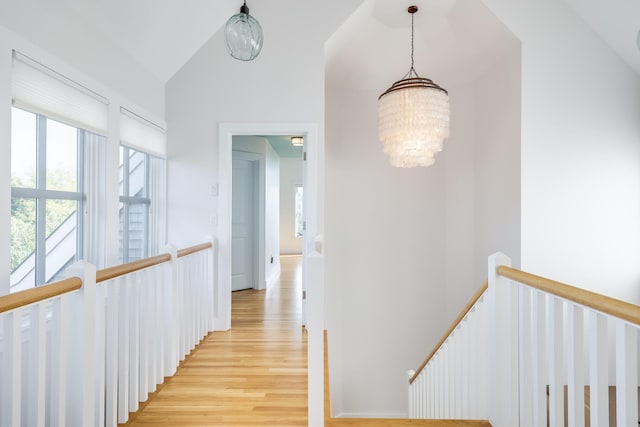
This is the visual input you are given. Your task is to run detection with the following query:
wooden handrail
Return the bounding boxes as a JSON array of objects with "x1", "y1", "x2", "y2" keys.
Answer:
[
  {"x1": 0, "y1": 241, "x2": 213, "y2": 312},
  {"x1": 0, "y1": 277, "x2": 82, "y2": 313},
  {"x1": 409, "y1": 280, "x2": 488, "y2": 384},
  {"x1": 497, "y1": 265, "x2": 640, "y2": 326},
  {"x1": 96, "y1": 254, "x2": 171, "y2": 283},
  {"x1": 177, "y1": 242, "x2": 213, "y2": 258}
]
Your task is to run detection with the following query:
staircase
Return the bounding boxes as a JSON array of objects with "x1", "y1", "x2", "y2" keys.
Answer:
[
  {"x1": 324, "y1": 252, "x2": 640, "y2": 426},
  {"x1": 323, "y1": 332, "x2": 492, "y2": 427},
  {"x1": 406, "y1": 253, "x2": 640, "y2": 427}
]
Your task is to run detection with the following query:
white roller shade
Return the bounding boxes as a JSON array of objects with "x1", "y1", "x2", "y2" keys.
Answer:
[
  {"x1": 120, "y1": 108, "x2": 166, "y2": 159},
  {"x1": 11, "y1": 51, "x2": 109, "y2": 135}
]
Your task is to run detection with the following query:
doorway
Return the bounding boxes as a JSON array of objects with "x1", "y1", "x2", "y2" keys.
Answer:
[
  {"x1": 219, "y1": 122, "x2": 323, "y2": 426},
  {"x1": 218, "y1": 123, "x2": 319, "y2": 331}
]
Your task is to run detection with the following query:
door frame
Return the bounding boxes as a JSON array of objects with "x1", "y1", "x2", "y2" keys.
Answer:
[
  {"x1": 231, "y1": 150, "x2": 262, "y2": 291},
  {"x1": 217, "y1": 122, "x2": 320, "y2": 332}
]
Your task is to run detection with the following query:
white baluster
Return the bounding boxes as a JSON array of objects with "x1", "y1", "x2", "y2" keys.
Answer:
[
  {"x1": 1, "y1": 310, "x2": 22, "y2": 427},
  {"x1": 567, "y1": 304, "x2": 585, "y2": 427},
  {"x1": 460, "y1": 319, "x2": 469, "y2": 418},
  {"x1": 588, "y1": 311, "x2": 608, "y2": 426},
  {"x1": 451, "y1": 327, "x2": 465, "y2": 418},
  {"x1": 532, "y1": 290, "x2": 547, "y2": 426},
  {"x1": 407, "y1": 371, "x2": 417, "y2": 418},
  {"x1": 615, "y1": 321, "x2": 638, "y2": 427},
  {"x1": 147, "y1": 269, "x2": 156, "y2": 393},
  {"x1": 162, "y1": 244, "x2": 178, "y2": 377},
  {"x1": 178, "y1": 258, "x2": 186, "y2": 360},
  {"x1": 155, "y1": 265, "x2": 164, "y2": 385},
  {"x1": 128, "y1": 273, "x2": 140, "y2": 411},
  {"x1": 50, "y1": 296, "x2": 68, "y2": 427},
  {"x1": 118, "y1": 276, "x2": 131, "y2": 423},
  {"x1": 547, "y1": 297, "x2": 564, "y2": 427},
  {"x1": 105, "y1": 280, "x2": 119, "y2": 426},
  {"x1": 27, "y1": 304, "x2": 46, "y2": 427},
  {"x1": 429, "y1": 362, "x2": 434, "y2": 418},
  {"x1": 470, "y1": 304, "x2": 480, "y2": 418},
  {"x1": 94, "y1": 283, "x2": 106, "y2": 427},
  {"x1": 519, "y1": 285, "x2": 533, "y2": 427},
  {"x1": 138, "y1": 272, "x2": 149, "y2": 402}
]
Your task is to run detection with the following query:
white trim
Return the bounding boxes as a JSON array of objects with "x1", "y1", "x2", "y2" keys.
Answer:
[
  {"x1": 219, "y1": 122, "x2": 322, "y2": 427},
  {"x1": 218, "y1": 122, "x2": 319, "y2": 330}
]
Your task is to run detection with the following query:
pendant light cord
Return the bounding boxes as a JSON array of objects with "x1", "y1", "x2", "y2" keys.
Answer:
[{"x1": 403, "y1": 8, "x2": 419, "y2": 79}]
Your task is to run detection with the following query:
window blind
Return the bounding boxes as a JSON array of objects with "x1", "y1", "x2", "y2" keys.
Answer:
[
  {"x1": 11, "y1": 51, "x2": 109, "y2": 135},
  {"x1": 120, "y1": 108, "x2": 166, "y2": 159}
]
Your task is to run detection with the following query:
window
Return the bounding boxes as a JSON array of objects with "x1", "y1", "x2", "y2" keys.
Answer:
[
  {"x1": 10, "y1": 107, "x2": 92, "y2": 290},
  {"x1": 119, "y1": 146, "x2": 151, "y2": 263},
  {"x1": 295, "y1": 184, "x2": 304, "y2": 237}
]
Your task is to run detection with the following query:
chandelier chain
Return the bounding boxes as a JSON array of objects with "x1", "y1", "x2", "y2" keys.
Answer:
[
  {"x1": 411, "y1": 11, "x2": 415, "y2": 73},
  {"x1": 404, "y1": 9, "x2": 419, "y2": 79}
]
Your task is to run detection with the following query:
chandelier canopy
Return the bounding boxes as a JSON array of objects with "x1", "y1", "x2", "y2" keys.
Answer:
[
  {"x1": 224, "y1": 1, "x2": 263, "y2": 61},
  {"x1": 377, "y1": 5, "x2": 450, "y2": 168}
]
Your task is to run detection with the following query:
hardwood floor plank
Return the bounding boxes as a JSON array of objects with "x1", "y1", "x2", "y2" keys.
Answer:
[{"x1": 121, "y1": 255, "x2": 307, "y2": 426}]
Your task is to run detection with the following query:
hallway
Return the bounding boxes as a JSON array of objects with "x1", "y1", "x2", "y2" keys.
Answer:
[{"x1": 123, "y1": 255, "x2": 307, "y2": 426}]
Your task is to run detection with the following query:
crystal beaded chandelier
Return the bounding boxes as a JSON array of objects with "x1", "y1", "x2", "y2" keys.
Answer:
[
  {"x1": 378, "y1": 5, "x2": 450, "y2": 168},
  {"x1": 224, "y1": 1, "x2": 263, "y2": 61}
]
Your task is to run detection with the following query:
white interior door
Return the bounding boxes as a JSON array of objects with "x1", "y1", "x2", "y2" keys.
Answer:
[{"x1": 232, "y1": 156, "x2": 257, "y2": 291}]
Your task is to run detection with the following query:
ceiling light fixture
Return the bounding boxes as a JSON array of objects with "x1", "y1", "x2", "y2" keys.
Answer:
[
  {"x1": 224, "y1": 1, "x2": 263, "y2": 61},
  {"x1": 291, "y1": 136, "x2": 304, "y2": 147},
  {"x1": 377, "y1": 5, "x2": 450, "y2": 168}
]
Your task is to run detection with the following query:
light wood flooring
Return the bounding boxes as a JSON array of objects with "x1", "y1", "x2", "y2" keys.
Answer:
[{"x1": 122, "y1": 255, "x2": 307, "y2": 426}]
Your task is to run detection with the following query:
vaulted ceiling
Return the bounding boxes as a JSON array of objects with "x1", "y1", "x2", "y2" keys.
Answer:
[{"x1": 1, "y1": 0, "x2": 638, "y2": 84}]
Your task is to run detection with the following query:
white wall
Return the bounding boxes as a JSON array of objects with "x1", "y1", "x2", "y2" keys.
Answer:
[
  {"x1": 324, "y1": 9, "x2": 522, "y2": 419},
  {"x1": 233, "y1": 136, "x2": 280, "y2": 289},
  {"x1": 165, "y1": 0, "x2": 363, "y2": 249},
  {"x1": 280, "y1": 158, "x2": 304, "y2": 254},
  {"x1": 325, "y1": 86, "x2": 447, "y2": 416},
  {"x1": 472, "y1": 47, "x2": 522, "y2": 287},
  {"x1": 0, "y1": 23, "x2": 165, "y2": 294},
  {"x1": 481, "y1": 0, "x2": 640, "y2": 304}
]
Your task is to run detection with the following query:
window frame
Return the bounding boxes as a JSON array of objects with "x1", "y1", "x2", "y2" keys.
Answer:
[
  {"x1": 10, "y1": 108, "x2": 86, "y2": 286},
  {"x1": 119, "y1": 145, "x2": 151, "y2": 263}
]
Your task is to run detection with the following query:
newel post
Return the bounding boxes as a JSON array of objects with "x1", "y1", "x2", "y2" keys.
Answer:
[
  {"x1": 64, "y1": 260, "x2": 97, "y2": 426},
  {"x1": 488, "y1": 252, "x2": 518, "y2": 427}
]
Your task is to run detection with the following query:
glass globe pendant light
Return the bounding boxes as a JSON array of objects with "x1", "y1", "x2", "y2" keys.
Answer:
[
  {"x1": 225, "y1": 1, "x2": 263, "y2": 61},
  {"x1": 378, "y1": 5, "x2": 450, "y2": 168}
]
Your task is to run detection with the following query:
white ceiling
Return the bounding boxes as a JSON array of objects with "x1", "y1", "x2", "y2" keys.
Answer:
[
  {"x1": 563, "y1": 0, "x2": 640, "y2": 75},
  {"x1": 57, "y1": 0, "x2": 239, "y2": 82},
  {"x1": 2, "y1": 0, "x2": 638, "y2": 83},
  {"x1": 325, "y1": 0, "x2": 520, "y2": 91}
]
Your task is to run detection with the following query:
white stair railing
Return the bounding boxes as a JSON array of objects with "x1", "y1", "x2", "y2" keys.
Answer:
[
  {"x1": 0, "y1": 239, "x2": 215, "y2": 427},
  {"x1": 409, "y1": 252, "x2": 640, "y2": 427},
  {"x1": 407, "y1": 281, "x2": 491, "y2": 420}
]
